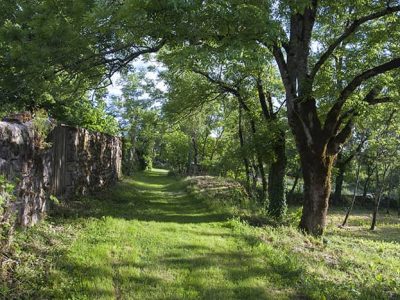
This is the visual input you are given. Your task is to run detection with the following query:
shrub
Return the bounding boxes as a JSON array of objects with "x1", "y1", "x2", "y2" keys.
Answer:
[{"x1": 32, "y1": 109, "x2": 55, "y2": 150}]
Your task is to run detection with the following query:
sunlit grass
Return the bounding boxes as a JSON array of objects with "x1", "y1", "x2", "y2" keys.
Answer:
[{"x1": 3, "y1": 169, "x2": 399, "y2": 299}]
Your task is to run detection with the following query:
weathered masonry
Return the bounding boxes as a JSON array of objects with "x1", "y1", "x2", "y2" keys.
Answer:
[{"x1": 0, "y1": 120, "x2": 122, "y2": 227}]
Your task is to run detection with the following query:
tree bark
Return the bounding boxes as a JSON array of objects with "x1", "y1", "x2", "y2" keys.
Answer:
[
  {"x1": 299, "y1": 151, "x2": 335, "y2": 235},
  {"x1": 270, "y1": 1, "x2": 400, "y2": 235},
  {"x1": 267, "y1": 131, "x2": 287, "y2": 218}
]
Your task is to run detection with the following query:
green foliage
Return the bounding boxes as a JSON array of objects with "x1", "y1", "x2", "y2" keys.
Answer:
[
  {"x1": 109, "y1": 71, "x2": 162, "y2": 172},
  {"x1": 52, "y1": 97, "x2": 120, "y2": 136},
  {"x1": 49, "y1": 195, "x2": 60, "y2": 206},
  {"x1": 32, "y1": 109, "x2": 54, "y2": 149},
  {"x1": 162, "y1": 130, "x2": 190, "y2": 174}
]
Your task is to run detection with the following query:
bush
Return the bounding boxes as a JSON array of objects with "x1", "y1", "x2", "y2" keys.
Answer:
[{"x1": 32, "y1": 109, "x2": 55, "y2": 150}]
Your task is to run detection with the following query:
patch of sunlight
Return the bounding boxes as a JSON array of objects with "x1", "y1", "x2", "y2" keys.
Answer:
[{"x1": 132, "y1": 180, "x2": 168, "y2": 189}]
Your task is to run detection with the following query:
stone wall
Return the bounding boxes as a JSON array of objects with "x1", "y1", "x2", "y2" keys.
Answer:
[{"x1": 0, "y1": 121, "x2": 122, "y2": 227}]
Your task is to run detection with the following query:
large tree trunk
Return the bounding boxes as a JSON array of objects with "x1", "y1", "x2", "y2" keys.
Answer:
[
  {"x1": 267, "y1": 131, "x2": 287, "y2": 218},
  {"x1": 299, "y1": 152, "x2": 334, "y2": 235}
]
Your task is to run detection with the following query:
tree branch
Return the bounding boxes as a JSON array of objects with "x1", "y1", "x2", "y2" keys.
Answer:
[
  {"x1": 272, "y1": 45, "x2": 291, "y2": 93},
  {"x1": 191, "y1": 67, "x2": 240, "y2": 98},
  {"x1": 342, "y1": 133, "x2": 368, "y2": 166},
  {"x1": 105, "y1": 39, "x2": 166, "y2": 77},
  {"x1": 327, "y1": 118, "x2": 354, "y2": 155},
  {"x1": 311, "y1": 5, "x2": 400, "y2": 79},
  {"x1": 323, "y1": 57, "x2": 400, "y2": 137},
  {"x1": 256, "y1": 78, "x2": 272, "y2": 121}
]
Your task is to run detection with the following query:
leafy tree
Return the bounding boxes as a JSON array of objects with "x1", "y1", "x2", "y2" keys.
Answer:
[{"x1": 159, "y1": 44, "x2": 288, "y2": 218}]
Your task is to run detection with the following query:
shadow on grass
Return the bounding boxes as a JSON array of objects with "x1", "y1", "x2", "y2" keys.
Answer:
[
  {"x1": 44, "y1": 169, "x2": 399, "y2": 300},
  {"x1": 52, "y1": 169, "x2": 231, "y2": 225}
]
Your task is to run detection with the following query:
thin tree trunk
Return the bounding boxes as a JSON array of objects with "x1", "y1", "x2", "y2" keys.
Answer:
[
  {"x1": 191, "y1": 135, "x2": 199, "y2": 175},
  {"x1": 385, "y1": 178, "x2": 394, "y2": 214},
  {"x1": 333, "y1": 164, "x2": 345, "y2": 205},
  {"x1": 342, "y1": 160, "x2": 361, "y2": 226},
  {"x1": 200, "y1": 132, "x2": 209, "y2": 161},
  {"x1": 362, "y1": 167, "x2": 373, "y2": 200},
  {"x1": 257, "y1": 154, "x2": 267, "y2": 203},
  {"x1": 370, "y1": 166, "x2": 390, "y2": 231},
  {"x1": 249, "y1": 119, "x2": 267, "y2": 202},
  {"x1": 251, "y1": 160, "x2": 258, "y2": 193},
  {"x1": 288, "y1": 167, "x2": 301, "y2": 199},
  {"x1": 267, "y1": 130, "x2": 287, "y2": 218},
  {"x1": 238, "y1": 107, "x2": 251, "y2": 194},
  {"x1": 256, "y1": 79, "x2": 286, "y2": 216},
  {"x1": 362, "y1": 179, "x2": 369, "y2": 200},
  {"x1": 398, "y1": 196, "x2": 400, "y2": 217},
  {"x1": 186, "y1": 135, "x2": 192, "y2": 175},
  {"x1": 370, "y1": 192, "x2": 383, "y2": 231}
]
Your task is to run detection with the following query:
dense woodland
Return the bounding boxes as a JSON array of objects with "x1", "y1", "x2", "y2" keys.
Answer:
[{"x1": 1, "y1": 1, "x2": 400, "y2": 299}]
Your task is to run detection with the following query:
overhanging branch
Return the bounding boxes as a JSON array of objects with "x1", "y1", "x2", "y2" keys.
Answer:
[
  {"x1": 323, "y1": 57, "x2": 400, "y2": 136},
  {"x1": 310, "y1": 5, "x2": 400, "y2": 80}
]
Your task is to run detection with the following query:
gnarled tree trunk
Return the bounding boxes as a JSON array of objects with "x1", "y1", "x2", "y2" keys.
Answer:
[{"x1": 299, "y1": 151, "x2": 334, "y2": 235}]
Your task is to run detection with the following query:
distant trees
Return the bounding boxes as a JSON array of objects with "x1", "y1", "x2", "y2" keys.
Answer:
[{"x1": 340, "y1": 108, "x2": 400, "y2": 229}]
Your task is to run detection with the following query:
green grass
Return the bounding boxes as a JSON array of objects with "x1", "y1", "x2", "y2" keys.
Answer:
[{"x1": 2, "y1": 169, "x2": 400, "y2": 299}]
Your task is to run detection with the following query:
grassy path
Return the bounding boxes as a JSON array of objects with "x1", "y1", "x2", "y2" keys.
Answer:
[
  {"x1": 6, "y1": 169, "x2": 400, "y2": 299},
  {"x1": 51, "y1": 169, "x2": 294, "y2": 299}
]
